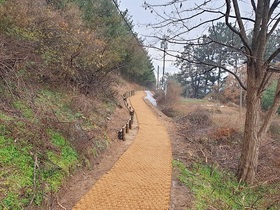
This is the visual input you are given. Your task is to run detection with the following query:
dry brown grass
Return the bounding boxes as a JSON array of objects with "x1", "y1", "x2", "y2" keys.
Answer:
[
  {"x1": 172, "y1": 97, "x2": 280, "y2": 187},
  {"x1": 175, "y1": 98, "x2": 246, "y2": 132},
  {"x1": 154, "y1": 80, "x2": 182, "y2": 117}
]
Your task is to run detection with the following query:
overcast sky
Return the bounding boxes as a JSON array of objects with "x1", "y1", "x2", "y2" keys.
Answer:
[
  {"x1": 117, "y1": 0, "x2": 223, "y2": 76},
  {"x1": 118, "y1": 0, "x2": 280, "y2": 80},
  {"x1": 118, "y1": 0, "x2": 180, "y2": 76}
]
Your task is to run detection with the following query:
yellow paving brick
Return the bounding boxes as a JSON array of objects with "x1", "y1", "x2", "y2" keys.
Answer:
[{"x1": 73, "y1": 91, "x2": 172, "y2": 209}]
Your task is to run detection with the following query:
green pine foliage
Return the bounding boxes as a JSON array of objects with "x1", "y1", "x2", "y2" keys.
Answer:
[{"x1": 262, "y1": 81, "x2": 279, "y2": 113}]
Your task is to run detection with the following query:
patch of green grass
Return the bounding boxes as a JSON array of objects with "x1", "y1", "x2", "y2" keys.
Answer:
[
  {"x1": 42, "y1": 131, "x2": 78, "y2": 192},
  {"x1": 5, "y1": 24, "x2": 40, "y2": 41},
  {"x1": 13, "y1": 100, "x2": 34, "y2": 118},
  {"x1": 0, "y1": 123, "x2": 9, "y2": 136},
  {"x1": 173, "y1": 160, "x2": 280, "y2": 209},
  {"x1": 49, "y1": 130, "x2": 79, "y2": 167},
  {"x1": 0, "y1": 111, "x2": 13, "y2": 121},
  {"x1": 0, "y1": 87, "x2": 112, "y2": 208},
  {"x1": 0, "y1": 136, "x2": 34, "y2": 209},
  {"x1": 0, "y1": 129, "x2": 79, "y2": 208},
  {"x1": 36, "y1": 89, "x2": 82, "y2": 122}
]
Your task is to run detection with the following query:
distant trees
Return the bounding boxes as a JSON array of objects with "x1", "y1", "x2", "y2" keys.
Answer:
[
  {"x1": 175, "y1": 23, "x2": 279, "y2": 102},
  {"x1": 176, "y1": 22, "x2": 242, "y2": 98},
  {"x1": 176, "y1": 44, "x2": 217, "y2": 98}
]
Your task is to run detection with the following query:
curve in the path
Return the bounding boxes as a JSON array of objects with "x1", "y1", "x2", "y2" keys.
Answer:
[{"x1": 73, "y1": 91, "x2": 172, "y2": 210}]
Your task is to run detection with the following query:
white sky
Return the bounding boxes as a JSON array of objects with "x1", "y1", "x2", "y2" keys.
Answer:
[{"x1": 118, "y1": 0, "x2": 180, "y2": 76}]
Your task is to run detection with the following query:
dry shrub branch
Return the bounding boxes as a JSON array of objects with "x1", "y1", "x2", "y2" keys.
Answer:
[{"x1": 155, "y1": 80, "x2": 182, "y2": 117}]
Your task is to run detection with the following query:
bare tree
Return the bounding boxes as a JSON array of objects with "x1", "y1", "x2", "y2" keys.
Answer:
[{"x1": 144, "y1": 0, "x2": 280, "y2": 184}]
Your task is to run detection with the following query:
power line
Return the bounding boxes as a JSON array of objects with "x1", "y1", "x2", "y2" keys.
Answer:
[{"x1": 111, "y1": 0, "x2": 147, "y2": 54}]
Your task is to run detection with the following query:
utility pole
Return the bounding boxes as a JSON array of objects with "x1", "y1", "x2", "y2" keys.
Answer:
[
  {"x1": 157, "y1": 65, "x2": 160, "y2": 90},
  {"x1": 161, "y1": 35, "x2": 168, "y2": 90}
]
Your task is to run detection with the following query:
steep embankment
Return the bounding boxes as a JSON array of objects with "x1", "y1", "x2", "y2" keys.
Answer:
[
  {"x1": 0, "y1": 0, "x2": 153, "y2": 209},
  {"x1": 0, "y1": 78, "x2": 136, "y2": 209}
]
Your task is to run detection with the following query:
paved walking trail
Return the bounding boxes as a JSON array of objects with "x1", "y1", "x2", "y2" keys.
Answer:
[{"x1": 73, "y1": 91, "x2": 172, "y2": 209}]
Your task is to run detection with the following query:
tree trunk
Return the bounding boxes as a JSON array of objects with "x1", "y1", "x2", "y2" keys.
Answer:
[
  {"x1": 238, "y1": 64, "x2": 280, "y2": 184},
  {"x1": 237, "y1": 62, "x2": 263, "y2": 184},
  {"x1": 237, "y1": 83, "x2": 261, "y2": 184}
]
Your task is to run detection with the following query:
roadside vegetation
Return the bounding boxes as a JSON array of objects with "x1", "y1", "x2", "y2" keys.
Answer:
[
  {"x1": 156, "y1": 83, "x2": 280, "y2": 209},
  {"x1": 146, "y1": 0, "x2": 280, "y2": 185},
  {"x1": 173, "y1": 160, "x2": 279, "y2": 209},
  {"x1": 0, "y1": 0, "x2": 154, "y2": 208}
]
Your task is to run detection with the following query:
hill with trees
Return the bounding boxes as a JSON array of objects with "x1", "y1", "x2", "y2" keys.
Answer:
[{"x1": 0, "y1": 0, "x2": 155, "y2": 208}]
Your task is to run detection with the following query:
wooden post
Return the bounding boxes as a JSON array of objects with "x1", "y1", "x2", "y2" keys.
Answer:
[
  {"x1": 129, "y1": 119, "x2": 132, "y2": 129},
  {"x1": 126, "y1": 122, "x2": 129, "y2": 133},
  {"x1": 118, "y1": 130, "x2": 122, "y2": 140},
  {"x1": 118, "y1": 90, "x2": 136, "y2": 140},
  {"x1": 130, "y1": 109, "x2": 134, "y2": 124},
  {"x1": 122, "y1": 126, "x2": 126, "y2": 141}
]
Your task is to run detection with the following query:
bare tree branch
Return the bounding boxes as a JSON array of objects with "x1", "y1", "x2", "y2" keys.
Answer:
[
  {"x1": 250, "y1": 0, "x2": 257, "y2": 12},
  {"x1": 225, "y1": 0, "x2": 252, "y2": 55},
  {"x1": 143, "y1": 0, "x2": 189, "y2": 8},
  {"x1": 268, "y1": 0, "x2": 280, "y2": 18},
  {"x1": 168, "y1": 15, "x2": 224, "y2": 40},
  {"x1": 151, "y1": 10, "x2": 206, "y2": 29},
  {"x1": 152, "y1": 44, "x2": 247, "y2": 90},
  {"x1": 258, "y1": 71, "x2": 274, "y2": 95},
  {"x1": 268, "y1": 16, "x2": 280, "y2": 37},
  {"x1": 266, "y1": 48, "x2": 280, "y2": 64},
  {"x1": 207, "y1": 37, "x2": 246, "y2": 57},
  {"x1": 255, "y1": 1, "x2": 270, "y2": 60},
  {"x1": 190, "y1": 56, "x2": 247, "y2": 90},
  {"x1": 258, "y1": 77, "x2": 280, "y2": 139},
  {"x1": 268, "y1": 65, "x2": 280, "y2": 72}
]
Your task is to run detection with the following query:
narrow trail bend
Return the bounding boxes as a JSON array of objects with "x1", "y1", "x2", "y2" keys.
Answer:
[{"x1": 73, "y1": 91, "x2": 172, "y2": 210}]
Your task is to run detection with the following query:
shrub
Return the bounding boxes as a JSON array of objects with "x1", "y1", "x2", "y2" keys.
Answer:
[
  {"x1": 269, "y1": 121, "x2": 280, "y2": 138},
  {"x1": 155, "y1": 80, "x2": 182, "y2": 117},
  {"x1": 186, "y1": 108, "x2": 212, "y2": 128}
]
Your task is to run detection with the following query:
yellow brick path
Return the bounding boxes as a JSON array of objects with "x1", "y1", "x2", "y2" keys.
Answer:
[{"x1": 73, "y1": 91, "x2": 172, "y2": 209}]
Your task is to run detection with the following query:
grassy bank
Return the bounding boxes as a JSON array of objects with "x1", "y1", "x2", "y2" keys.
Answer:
[
  {"x1": 173, "y1": 160, "x2": 279, "y2": 209},
  {"x1": 0, "y1": 86, "x2": 116, "y2": 209}
]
